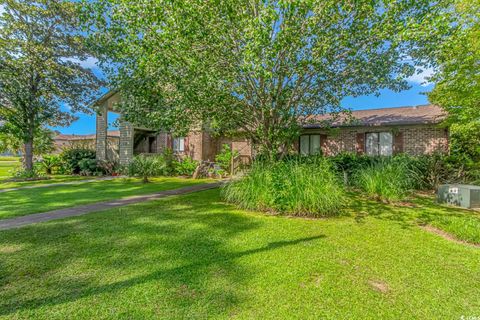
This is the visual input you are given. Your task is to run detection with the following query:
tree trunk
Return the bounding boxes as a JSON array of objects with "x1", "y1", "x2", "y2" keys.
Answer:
[{"x1": 24, "y1": 139, "x2": 34, "y2": 171}]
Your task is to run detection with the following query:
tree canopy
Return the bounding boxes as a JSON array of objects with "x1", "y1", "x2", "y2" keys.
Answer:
[
  {"x1": 86, "y1": 0, "x2": 452, "y2": 158},
  {"x1": 428, "y1": 0, "x2": 479, "y2": 127},
  {"x1": 0, "y1": 0, "x2": 100, "y2": 170}
]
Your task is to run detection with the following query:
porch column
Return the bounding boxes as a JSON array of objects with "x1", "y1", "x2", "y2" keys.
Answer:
[
  {"x1": 95, "y1": 104, "x2": 108, "y2": 161},
  {"x1": 119, "y1": 117, "x2": 134, "y2": 165}
]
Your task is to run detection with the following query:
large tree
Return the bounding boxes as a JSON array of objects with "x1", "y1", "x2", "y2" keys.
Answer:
[
  {"x1": 0, "y1": 0, "x2": 100, "y2": 171},
  {"x1": 428, "y1": 0, "x2": 479, "y2": 127},
  {"x1": 85, "y1": 0, "x2": 451, "y2": 158}
]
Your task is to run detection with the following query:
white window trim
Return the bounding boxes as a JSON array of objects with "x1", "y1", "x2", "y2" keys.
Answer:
[
  {"x1": 173, "y1": 137, "x2": 185, "y2": 153},
  {"x1": 365, "y1": 132, "x2": 393, "y2": 156}
]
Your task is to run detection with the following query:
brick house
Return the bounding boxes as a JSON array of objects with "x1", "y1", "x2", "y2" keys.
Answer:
[
  {"x1": 54, "y1": 131, "x2": 120, "y2": 158},
  {"x1": 94, "y1": 92, "x2": 448, "y2": 164}
]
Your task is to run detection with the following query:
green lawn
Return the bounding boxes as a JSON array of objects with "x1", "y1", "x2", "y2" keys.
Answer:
[
  {"x1": 0, "y1": 189, "x2": 478, "y2": 319},
  {"x1": 347, "y1": 192, "x2": 480, "y2": 245},
  {"x1": 0, "y1": 161, "x2": 19, "y2": 177},
  {"x1": 0, "y1": 156, "x2": 20, "y2": 161},
  {"x1": 0, "y1": 175, "x2": 99, "y2": 190},
  {"x1": 0, "y1": 177, "x2": 211, "y2": 219}
]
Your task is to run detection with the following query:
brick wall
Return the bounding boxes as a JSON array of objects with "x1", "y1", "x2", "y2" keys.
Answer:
[
  {"x1": 119, "y1": 118, "x2": 134, "y2": 165},
  {"x1": 305, "y1": 124, "x2": 448, "y2": 156},
  {"x1": 95, "y1": 104, "x2": 108, "y2": 161}
]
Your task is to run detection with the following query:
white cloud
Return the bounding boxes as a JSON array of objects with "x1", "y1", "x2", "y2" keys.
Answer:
[{"x1": 407, "y1": 67, "x2": 434, "y2": 87}]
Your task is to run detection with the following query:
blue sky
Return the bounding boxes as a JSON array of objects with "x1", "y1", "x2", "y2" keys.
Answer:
[{"x1": 51, "y1": 59, "x2": 434, "y2": 135}]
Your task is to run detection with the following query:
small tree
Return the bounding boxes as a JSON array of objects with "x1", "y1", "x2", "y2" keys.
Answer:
[{"x1": 0, "y1": 0, "x2": 100, "y2": 171}]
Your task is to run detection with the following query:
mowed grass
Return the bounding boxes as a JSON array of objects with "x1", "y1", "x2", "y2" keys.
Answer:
[
  {"x1": 0, "y1": 161, "x2": 19, "y2": 177},
  {"x1": 0, "y1": 177, "x2": 212, "y2": 219},
  {"x1": 0, "y1": 175, "x2": 98, "y2": 190},
  {"x1": 0, "y1": 189, "x2": 478, "y2": 319}
]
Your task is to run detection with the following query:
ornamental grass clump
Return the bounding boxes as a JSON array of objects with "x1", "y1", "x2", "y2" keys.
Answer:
[
  {"x1": 353, "y1": 160, "x2": 414, "y2": 202},
  {"x1": 222, "y1": 158, "x2": 346, "y2": 217},
  {"x1": 127, "y1": 155, "x2": 166, "y2": 183}
]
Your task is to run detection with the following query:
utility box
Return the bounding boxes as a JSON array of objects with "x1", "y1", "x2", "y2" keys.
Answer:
[{"x1": 437, "y1": 184, "x2": 480, "y2": 209}]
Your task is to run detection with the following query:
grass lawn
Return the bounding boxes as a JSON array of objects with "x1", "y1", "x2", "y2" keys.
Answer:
[
  {"x1": 347, "y1": 192, "x2": 480, "y2": 245},
  {"x1": 0, "y1": 189, "x2": 478, "y2": 319},
  {"x1": 0, "y1": 177, "x2": 212, "y2": 220},
  {"x1": 0, "y1": 175, "x2": 100, "y2": 190},
  {"x1": 0, "y1": 156, "x2": 20, "y2": 161},
  {"x1": 0, "y1": 161, "x2": 19, "y2": 177}
]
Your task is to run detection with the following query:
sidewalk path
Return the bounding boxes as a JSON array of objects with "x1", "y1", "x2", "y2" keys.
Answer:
[
  {"x1": 0, "y1": 182, "x2": 222, "y2": 231},
  {"x1": 0, "y1": 176, "x2": 125, "y2": 194}
]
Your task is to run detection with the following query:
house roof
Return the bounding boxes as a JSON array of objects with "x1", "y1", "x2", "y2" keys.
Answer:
[
  {"x1": 304, "y1": 104, "x2": 447, "y2": 128},
  {"x1": 55, "y1": 131, "x2": 120, "y2": 141}
]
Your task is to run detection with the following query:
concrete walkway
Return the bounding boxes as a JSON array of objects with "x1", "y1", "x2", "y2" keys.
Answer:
[
  {"x1": 0, "y1": 182, "x2": 222, "y2": 231},
  {"x1": 0, "y1": 176, "x2": 125, "y2": 194}
]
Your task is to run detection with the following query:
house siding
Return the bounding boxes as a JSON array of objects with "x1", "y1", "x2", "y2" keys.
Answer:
[{"x1": 302, "y1": 125, "x2": 449, "y2": 156}]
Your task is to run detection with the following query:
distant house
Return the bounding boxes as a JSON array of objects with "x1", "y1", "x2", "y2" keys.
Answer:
[
  {"x1": 54, "y1": 131, "x2": 120, "y2": 160},
  {"x1": 94, "y1": 91, "x2": 448, "y2": 164}
]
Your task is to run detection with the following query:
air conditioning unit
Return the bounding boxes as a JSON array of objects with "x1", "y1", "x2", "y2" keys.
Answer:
[{"x1": 437, "y1": 184, "x2": 480, "y2": 209}]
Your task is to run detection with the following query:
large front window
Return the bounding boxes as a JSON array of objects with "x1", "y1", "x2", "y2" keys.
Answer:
[
  {"x1": 173, "y1": 137, "x2": 185, "y2": 152},
  {"x1": 299, "y1": 134, "x2": 321, "y2": 155},
  {"x1": 366, "y1": 132, "x2": 392, "y2": 156}
]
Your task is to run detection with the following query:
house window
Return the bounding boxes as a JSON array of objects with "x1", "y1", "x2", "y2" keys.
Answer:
[
  {"x1": 365, "y1": 132, "x2": 393, "y2": 156},
  {"x1": 173, "y1": 137, "x2": 185, "y2": 152},
  {"x1": 299, "y1": 134, "x2": 321, "y2": 155}
]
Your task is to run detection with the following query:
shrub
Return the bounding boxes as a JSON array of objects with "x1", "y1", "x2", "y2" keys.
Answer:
[
  {"x1": 96, "y1": 160, "x2": 119, "y2": 176},
  {"x1": 78, "y1": 158, "x2": 99, "y2": 176},
  {"x1": 174, "y1": 157, "x2": 199, "y2": 176},
  {"x1": 127, "y1": 155, "x2": 165, "y2": 183},
  {"x1": 215, "y1": 144, "x2": 239, "y2": 174},
  {"x1": 60, "y1": 148, "x2": 96, "y2": 174},
  {"x1": 328, "y1": 152, "x2": 377, "y2": 184},
  {"x1": 11, "y1": 166, "x2": 45, "y2": 180},
  {"x1": 222, "y1": 158, "x2": 346, "y2": 217},
  {"x1": 39, "y1": 155, "x2": 61, "y2": 175},
  {"x1": 353, "y1": 160, "x2": 414, "y2": 202},
  {"x1": 161, "y1": 148, "x2": 176, "y2": 175}
]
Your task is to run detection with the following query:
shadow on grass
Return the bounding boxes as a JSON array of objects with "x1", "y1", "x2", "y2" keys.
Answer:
[
  {"x1": 0, "y1": 190, "x2": 325, "y2": 317},
  {"x1": 0, "y1": 178, "x2": 205, "y2": 219},
  {"x1": 346, "y1": 191, "x2": 480, "y2": 235}
]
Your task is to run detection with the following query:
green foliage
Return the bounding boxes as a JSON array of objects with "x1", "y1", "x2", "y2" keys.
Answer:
[
  {"x1": 39, "y1": 155, "x2": 61, "y2": 175},
  {"x1": 60, "y1": 148, "x2": 96, "y2": 174},
  {"x1": 428, "y1": 0, "x2": 480, "y2": 128},
  {"x1": 0, "y1": 127, "x2": 55, "y2": 156},
  {"x1": 174, "y1": 157, "x2": 199, "y2": 176},
  {"x1": 11, "y1": 166, "x2": 44, "y2": 180},
  {"x1": 160, "y1": 148, "x2": 176, "y2": 175},
  {"x1": 222, "y1": 159, "x2": 346, "y2": 217},
  {"x1": 353, "y1": 160, "x2": 415, "y2": 202},
  {"x1": 126, "y1": 155, "x2": 165, "y2": 183},
  {"x1": 215, "y1": 144, "x2": 239, "y2": 173},
  {"x1": 328, "y1": 153, "x2": 377, "y2": 184},
  {"x1": 85, "y1": 0, "x2": 450, "y2": 159},
  {"x1": 0, "y1": 1, "x2": 100, "y2": 170},
  {"x1": 78, "y1": 158, "x2": 99, "y2": 176}
]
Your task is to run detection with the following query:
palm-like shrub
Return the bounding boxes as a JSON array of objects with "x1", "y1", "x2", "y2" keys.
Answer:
[
  {"x1": 40, "y1": 155, "x2": 61, "y2": 175},
  {"x1": 353, "y1": 160, "x2": 414, "y2": 202},
  {"x1": 127, "y1": 155, "x2": 165, "y2": 183},
  {"x1": 222, "y1": 158, "x2": 346, "y2": 217}
]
